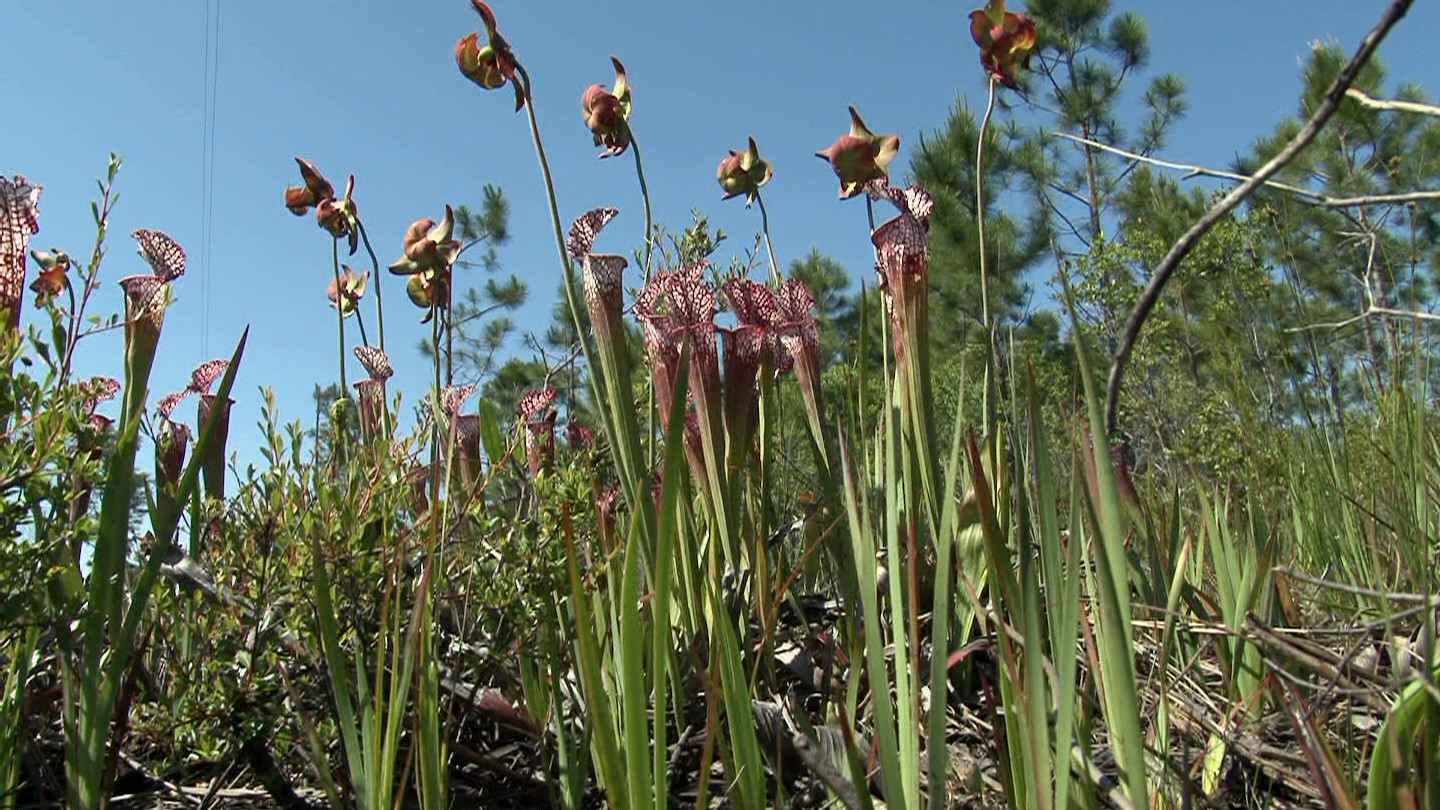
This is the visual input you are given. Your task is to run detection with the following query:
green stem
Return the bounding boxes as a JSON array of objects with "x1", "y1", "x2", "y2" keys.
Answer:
[
  {"x1": 629, "y1": 135, "x2": 655, "y2": 280},
  {"x1": 514, "y1": 66, "x2": 657, "y2": 562},
  {"x1": 331, "y1": 238, "x2": 348, "y2": 394},
  {"x1": 976, "y1": 77, "x2": 997, "y2": 433},
  {"x1": 61, "y1": 157, "x2": 121, "y2": 382},
  {"x1": 755, "y1": 191, "x2": 781, "y2": 284},
  {"x1": 357, "y1": 219, "x2": 387, "y2": 351},
  {"x1": 518, "y1": 72, "x2": 576, "y2": 286},
  {"x1": 354, "y1": 307, "x2": 370, "y2": 347},
  {"x1": 976, "y1": 77, "x2": 996, "y2": 343},
  {"x1": 431, "y1": 305, "x2": 442, "y2": 464}
]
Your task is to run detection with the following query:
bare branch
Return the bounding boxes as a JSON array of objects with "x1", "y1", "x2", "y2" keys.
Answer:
[
  {"x1": 1103, "y1": 0, "x2": 1416, "y2": 435},
  {"x1": 1057, "y1": 132, "x2": 1440, "y2": 208},
  {"x1": 1346, "y1": 87, "x2": 1440, "y2": 118}
]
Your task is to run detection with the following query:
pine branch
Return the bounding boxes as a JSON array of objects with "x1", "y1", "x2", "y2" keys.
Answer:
[{"x1": 1104, "y1": 0, "x2": 1416, "y2": 435}]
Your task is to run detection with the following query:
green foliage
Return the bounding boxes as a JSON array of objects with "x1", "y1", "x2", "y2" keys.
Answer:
[{"x1": 7, "y1": 9, "x2": 1440, "y2": 810}]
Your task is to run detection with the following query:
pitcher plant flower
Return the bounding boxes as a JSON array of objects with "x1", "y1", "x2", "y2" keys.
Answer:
[
  {"x1": 29, "y1": 248, "x2": 70, "y2": 307},
  {"x1": 390, "y1": 207, "x2": 460, "y2": 318},
  {"x1": 284, "y1": 159, "x2": 359, "y2": 254},
  {"x1": 2, "y1": 174, "x2": 43, "y2": 331},
  {"x1": 815, "y1": 108, "x2": 900, "y2": 199},
  {"x1": 284, "y1": 157, "x2": 334, "y2": 215},
  {"x1": 316, "y1": 175, "x2": 360, "y2": 255},
  {"x1": 717, "y1": 137, "x2": 773, "y2": 207},
  {"x1": 327, "y1": 265, "x2": 370, "y2": 317},
  {"x1": 456, "y1": 0, "x2": 525, "y2": 110},
  {"x1": 969, "y1": 0, "x2": 1037, "y2": 88},
  {"x1": 582, "y1": 57, "x2": 633, "y2": 158}
]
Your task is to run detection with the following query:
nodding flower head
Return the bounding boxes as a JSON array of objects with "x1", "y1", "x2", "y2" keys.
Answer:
[
  {"x1": 815, "y1": 107, "x2": 900, "y2": 199},
  {"x1": 390, "y1": 206, "x2": 459, "y2": 316},
  {"x1": 2, "y1": 174, "x2": 43, "y2": 330},
  {"x1": 29, "y1": 248, "x2": 70, "y2": 307},
  {"x1": 285, "y1": 160, "x2": 358, "y2": 253},
  {"x1": 456, "y1": 32, "x2": 512, "y2": 90},
  {"x1": 582, "y1": 57, "x2": 633, "y2": 158},
  {"x1": 316, "y1": 175, "x2": 360, "y2": 255},
  {"x1": 457, "y1": 1, "x2": 525, "y2": 110},
  {"x1": 354, "y1": 344, "x2": 394, "y2": 381},
  {"x1": 285, "y1": 158, "x2": 334, "y2": 215},
  {"x1": 390, "y1": 206, "x2": 460, "y2": 277},
  {"x1": 133, "y1": 228, "x2": 187, "y2": 281},
  {"x1": 717, "y1": 137, "x2": 773, "y2": 207},
  {"x1": 327, "y1": 265, "x2": 370, "y2": 317},
  {"x1": 969, "y1": 0, "x2": 1037, "y2": 88}
]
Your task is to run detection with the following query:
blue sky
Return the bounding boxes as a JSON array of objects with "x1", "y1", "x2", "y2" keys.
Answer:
[{"x1": 4, "y1": 1, "x2": 1438, "y2": 472}]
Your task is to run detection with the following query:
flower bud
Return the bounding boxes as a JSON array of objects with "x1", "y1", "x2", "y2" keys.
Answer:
[
  {"x1": 815, "y1": 107, "x2": 900, "y2": 199},
  {"x1": 582, "y1": 57, "x2": 633, "y2": 158},
  {"x1": 969, "y1": 0, "x2": 1037, "y2": 88},
  {"x1": 717, "y1": 137, "x2": 773, "y2": 207}
]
